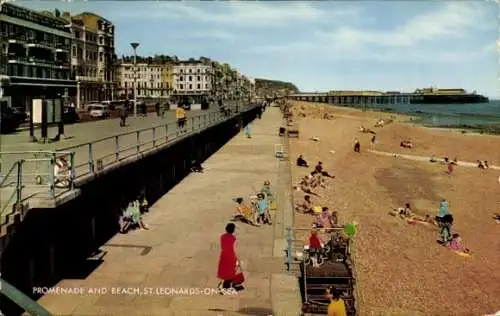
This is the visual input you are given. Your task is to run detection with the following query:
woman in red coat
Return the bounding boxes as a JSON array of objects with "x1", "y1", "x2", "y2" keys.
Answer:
[{"x1": 217, "y1": 223, "x2": 239, "y2": 290}]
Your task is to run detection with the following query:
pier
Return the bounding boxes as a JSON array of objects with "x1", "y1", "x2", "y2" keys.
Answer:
[{"x1": 287, "y1": 92, "x2": 412, "y2": 105}]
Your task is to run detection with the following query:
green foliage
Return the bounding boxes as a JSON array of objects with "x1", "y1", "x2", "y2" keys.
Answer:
[{"x1": 254, "y1": 78, "x2": 299, "y2": 97}]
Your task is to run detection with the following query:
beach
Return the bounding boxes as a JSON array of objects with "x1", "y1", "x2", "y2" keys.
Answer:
[{"x1": 287, "y1": 101, "x2": 500, "y2": 315}]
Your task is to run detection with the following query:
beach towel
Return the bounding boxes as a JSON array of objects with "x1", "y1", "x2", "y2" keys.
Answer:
[{"x1": 313, "y1": 206, "x2": 322, "y2": 214}]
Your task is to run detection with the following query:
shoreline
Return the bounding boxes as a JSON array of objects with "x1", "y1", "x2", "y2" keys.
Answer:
[{"x1": 303, "y1": 101, "x2": 500, "y2": 136}]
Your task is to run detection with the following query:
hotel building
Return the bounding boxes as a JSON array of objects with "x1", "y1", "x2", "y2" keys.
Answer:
[
  {"x1": 117, "y1": 62, "x2": 172, "y2": 99},
  {"x1": 172, "y1": 60, "x2": 213, "y2": 103},
  {"x1": 0, "y1": 2, "x2": 74, "y2": 110},
  {"x1": 62, "y1": 11, "x2": 116, "y2": 108}
]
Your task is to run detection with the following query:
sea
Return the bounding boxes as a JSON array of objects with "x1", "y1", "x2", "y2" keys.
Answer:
[{"x1": 347, "y1": 100, "x2": 500, "y2": 129}]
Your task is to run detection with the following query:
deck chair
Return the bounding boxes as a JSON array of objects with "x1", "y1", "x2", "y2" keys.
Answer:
[{"x1": 275, "y1": 144, "x2": 284, "y2": 159}]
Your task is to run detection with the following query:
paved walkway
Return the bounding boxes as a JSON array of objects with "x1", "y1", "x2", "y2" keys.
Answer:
[
  {"x1": 0, "y1": 105, "x2": 246, "y2": 214},
  {"x1": 37, "y1": 107, "x2": 300, "y2": 315}
]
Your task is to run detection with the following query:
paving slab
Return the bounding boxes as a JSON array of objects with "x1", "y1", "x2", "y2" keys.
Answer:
[{"x1": 37, "y1": 107, "x2": 300, "y2": 315}]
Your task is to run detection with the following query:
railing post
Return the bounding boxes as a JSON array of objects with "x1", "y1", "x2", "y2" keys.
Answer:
[
  {"x1": 204, "y1": 113, "x2": 207, "y2": 127},
  {"x1": 115, "y1": 136, "x2": 120, "y2": 161},
  {"x1": 136, "y1": 131, "x2": 140, "y2": 153},
  {"x1": 152, "y1": 127, "x2": 156, "y2": 147},
  {"x1": 49, "y1": 153, "x2": 56, "y2": 197},
  {"x1": 165, "y1": 124, "x2": 168, "y2": 143},
  {"x1": 16, "y1": 161, "x2": 23, "y2": 206},
  {"x1": 191, "y1": 116, "x2": 195, "y2": 132},
  {"x1": 88, "y1": 143, "x2": 94, "y2": 174},
  {"x1": 69, "y1": 151, "x2": 75, "y2": 190},
  {"x1": 285, "y1": 226, "x2": 293, "y2": 271}
]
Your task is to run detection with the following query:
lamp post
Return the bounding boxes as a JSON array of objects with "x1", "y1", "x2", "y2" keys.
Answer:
[{"x1": 130, "y1": 42, "x2": 140, "y2": 117}]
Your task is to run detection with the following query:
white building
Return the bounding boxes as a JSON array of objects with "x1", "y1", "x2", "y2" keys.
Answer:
[
  {"x1": 172, "y1": 61, "x2": 212, "y2": 97},
  {"x1": 117, "y1": 63, "x2": 168, "y2": 99}
]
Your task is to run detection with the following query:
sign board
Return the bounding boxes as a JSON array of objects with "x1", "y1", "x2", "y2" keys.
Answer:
[
  {"x1": 54, "y1": 99, "x2": 62, "y2": 123},
  {"x1": 46, "y1": 99, "x2": 54, "y2": 124},
  {"x1": 32, "y1": 99, "x2": 43, "y2": 124}
]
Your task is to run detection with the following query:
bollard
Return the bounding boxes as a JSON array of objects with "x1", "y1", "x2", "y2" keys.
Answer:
[
  {"x1": 88, "y1": 143, "x2": 94, "y2": 174},
  {"x1": 285, "y1": 227, "x2": 293, "y2": 271},
  {"x1": 115, "y1": 136, "x2": 120, "y2": 161},
  {"x1": 136, "y1": 131, "x2": 140, "y2": 153}
]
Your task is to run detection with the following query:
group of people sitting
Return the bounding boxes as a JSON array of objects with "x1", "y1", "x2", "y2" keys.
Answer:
[
  {"x1": 119, "y1": 193, "x2": 150, "y2": 233},
  {"x1": 429, "y1": 156, "x2": 458, "y2": 175},
  {"x1": 400, "y1": 140, "x2": 413, "y2": 148},
  {"x1": 477, "y1": 160, "x2": 490, "y2": 169},
  {"x1": 231, "y1": 181, "x2": 274, "y2": 226},
  {"x1": 294, "y1": 161, "x2": 335, "y2": 196}
]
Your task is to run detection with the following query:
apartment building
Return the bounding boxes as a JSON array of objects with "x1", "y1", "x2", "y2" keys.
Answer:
[
  {"x1": 0, "y1": 2, "x2": 75, "y2": 110},
  {"x1": 117, "y1": 62, "x2": 171, "y2": 99},
  {"x1": 65, "y1": 12, "x2": 116, "y2": 106},
  {"x1": 172, "y1": 60, "x2": 213, "y2": 103}
]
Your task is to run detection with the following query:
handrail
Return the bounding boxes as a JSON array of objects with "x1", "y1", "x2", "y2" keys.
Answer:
[
  {"x1": 0, "y1": 104, "x2": 258, "y2": 208},
  {"x1": 0, "y1": 160, "x2": 20, "y2": 187},
  {"x1": 0, "y1": 278, "x2": 52, "y2": 316}
]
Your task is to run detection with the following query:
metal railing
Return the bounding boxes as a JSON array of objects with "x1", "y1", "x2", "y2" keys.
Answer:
[
  {"x1": 0, "y1": 151, "x2": 75, "y2": 215},
  {"x1": 285, "y1": 226, "x2": 345, "y2": 272},
  {"x1": 0, "y1": 278, "x2": 52, "y2": 316},
  {"x1": 57, "y1": 107, "x2": 248, "y2": 181},
  {"x1": 0, "y1": 104, "x2": 257, "y2": 212}
]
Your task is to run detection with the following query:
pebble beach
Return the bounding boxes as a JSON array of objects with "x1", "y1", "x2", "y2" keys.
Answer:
[{"x1": 288, "y1": 101, "x2": 500, "y2": 315}]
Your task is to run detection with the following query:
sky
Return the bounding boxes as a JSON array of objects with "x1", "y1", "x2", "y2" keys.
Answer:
[{"x1": 14, "y1": 0, "x2": 500, "y2": 97}]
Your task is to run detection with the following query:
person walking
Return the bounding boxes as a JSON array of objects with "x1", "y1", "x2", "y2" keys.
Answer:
[
  {"x1": 120, "y1": 101, "x2": 129, "y2": 127},
  {"x1": 155, "y1": 102, "x2": 161, "y2": 117},
  {"x1": 353, "y1": 138, "x2": 361, "y2": 153},
  {"x1": 176, "y1": 105, "x2": 186, "y2": 133},
  {"x1": 244, "y1": 123, "x2": 252, "y2": 138},
  {"x1": 217, "y1": 223, "x2": 240, "y2": 293}
]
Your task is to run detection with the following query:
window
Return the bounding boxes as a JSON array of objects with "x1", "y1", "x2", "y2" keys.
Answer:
[
  {"x1": 180, "y1": 76, "x2": 184, "y2": 81},
  {"x1": 189, "y1": 84, "x2": 192, "y2": 89},
  {"x1": 180, "y1": 84, "x2": 184, "y2": 89},
  {"x1": 180, "y1": 69, "x2": 184, "y2": 73},
  {"x1": 75, "y1": 31, "x2": 80, "y2": 39},
  {"x1": 188, "y1": 68, "x2": 192, "y2": 73},
  {"x1": 188, "y1": 76, "x2": 192, "y2": 81},
  {"x1": 197, "y1": 76, "x2": 201, "y2": 81},
  {"x1": 205, "y1": 84, "x2": 208, "y2": 89},
  {"x1": 197, "y1": 84, "x2": 200, "y2": 89},
  {"x1": 197, "y1": 69, "x2": 200, "y2": 73},
  {"x1": 72, "y1": 45, "x2": 76, "y2": 57}
]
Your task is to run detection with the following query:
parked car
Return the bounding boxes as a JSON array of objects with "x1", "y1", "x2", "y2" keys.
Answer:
[{"x1": 88, "y1": 104, "x2": 110, "y2": 119}]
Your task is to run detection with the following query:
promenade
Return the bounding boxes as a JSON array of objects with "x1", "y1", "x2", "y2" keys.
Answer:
[
  {"x1": 37, "y1": 107, "x2": 301, "y2": 315},
  {"x1": 0, "y1": 105, "x2": 232, "y2": 213}
]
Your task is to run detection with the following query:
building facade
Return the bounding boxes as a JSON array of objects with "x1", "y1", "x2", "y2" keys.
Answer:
[
  {"x1": 66, "y1": 12, "x2": 116, "y2": 107},
  {"x1": 117, "y1": 62, "x2": 172, "y2": 99},
  {"x1": 0, "y1": 2, "x2": 75, "y2": 111},
  {"x1": 172, "y1": 60, "x2": 213, "y2": 103}
]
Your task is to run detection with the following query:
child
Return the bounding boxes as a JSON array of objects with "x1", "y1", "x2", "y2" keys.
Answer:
[
  {"x1": 308, "y1": 229, "x2": 323, "y2": 267},
  {"x1": 448, "y1": 233, "x2": 470, "y2": 253}
]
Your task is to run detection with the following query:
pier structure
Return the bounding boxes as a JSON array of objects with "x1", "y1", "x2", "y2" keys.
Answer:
[{"x1": 287, "y1": 91, "x2": 412, "y2": 105}]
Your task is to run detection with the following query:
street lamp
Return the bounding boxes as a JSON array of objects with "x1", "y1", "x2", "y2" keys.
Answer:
[{"x1": 130, "y1": 42, "x2": 140, "y2": 117}]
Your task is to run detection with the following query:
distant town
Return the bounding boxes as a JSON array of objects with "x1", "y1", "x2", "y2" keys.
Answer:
[{"x1": 0, "y1": 2, "x2": 262, "y2": 112}]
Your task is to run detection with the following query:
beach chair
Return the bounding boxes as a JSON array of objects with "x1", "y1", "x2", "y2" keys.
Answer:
[{"x1": 275, "y1": 144, "x2": 285, "y2": 159}]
